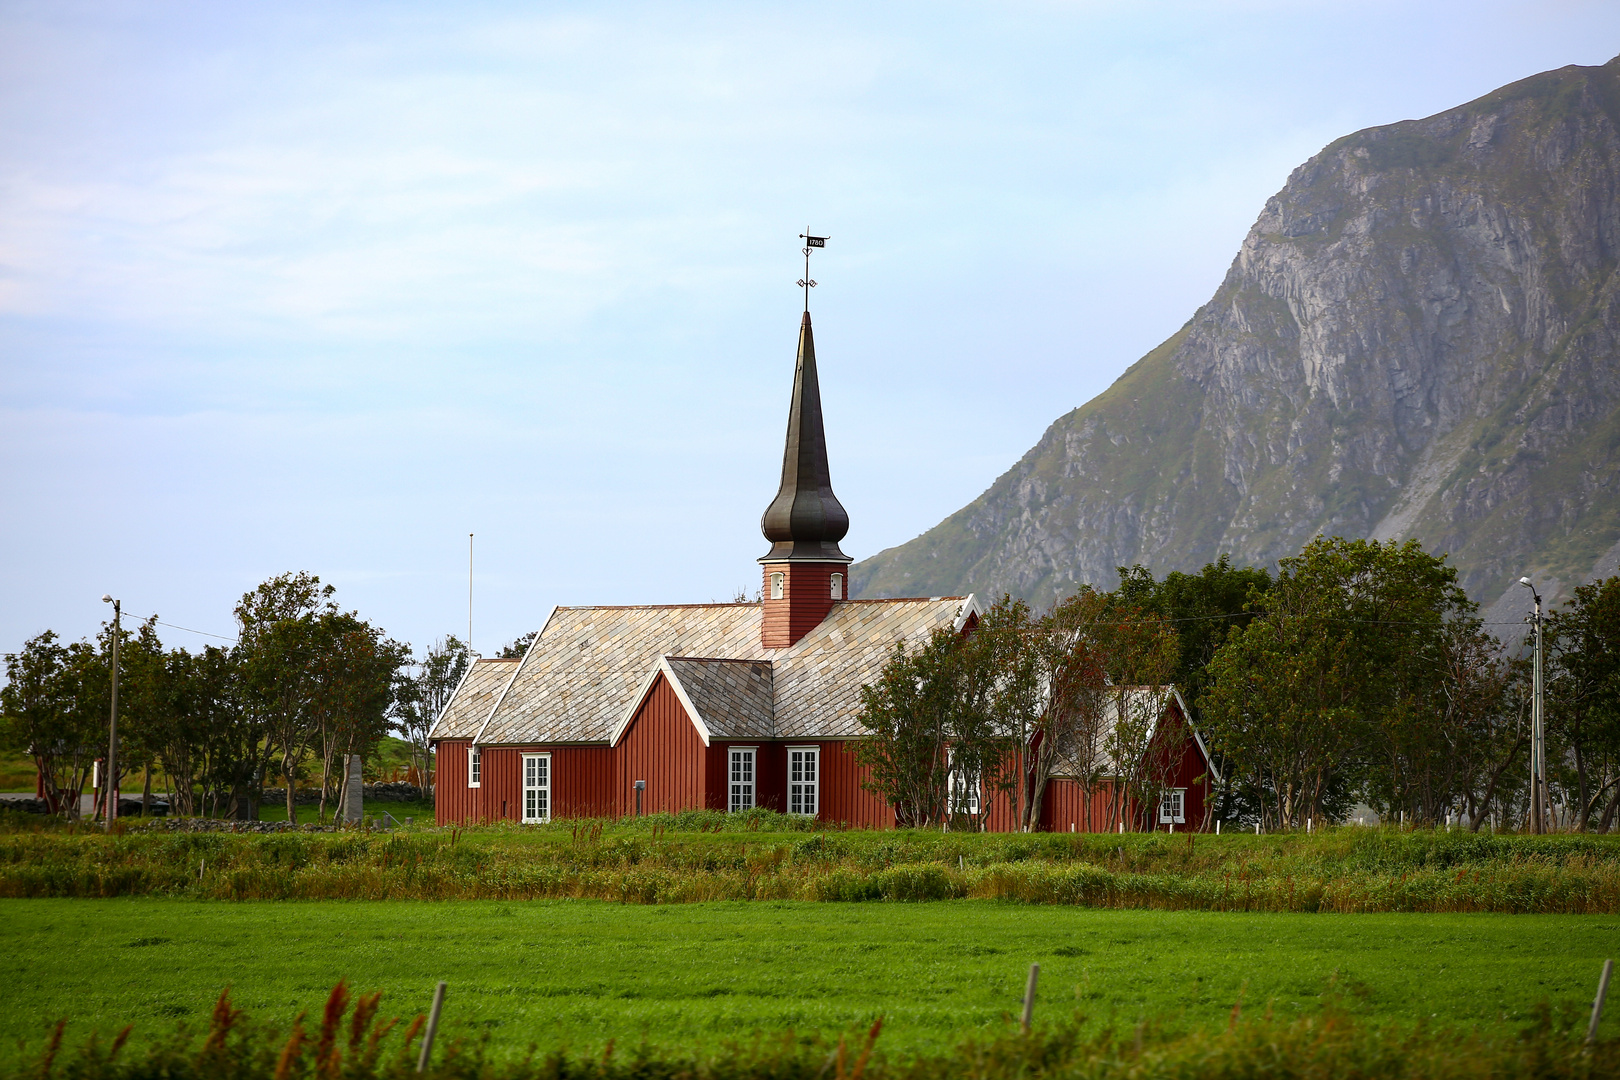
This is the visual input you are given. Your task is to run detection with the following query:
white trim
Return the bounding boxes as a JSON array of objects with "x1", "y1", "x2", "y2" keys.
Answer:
[
  {"x1": 1159, "y1": 787, "x2": 1186, "y2": 824},
  {"x1": 769, "y1": 572, "x2": 784, "y2": 600},
  {"x1": 470, "y1": 605, "x2": 555, "y2": 749},
  {"x1": 787, "y1": 744, "x2": 819, "y2": 816},
  {"x1": 467, "y1": 745, "x2": 481, "y2": 788},
  {"x1": 1173, "y1": 686, "x2": 1222, "y2": 784},
  {"x1": 521, "y1": 752, "x2": 551, "y2": 823},
  {"x1": 608, "y1": 655, "x2": 715, "y2": 748},
  {"x1": 953, "y1": 593, "x2": 985, "y2": 634},
  {"x1": 830, "y1": 573, "x2": 843, "y2": 600}
]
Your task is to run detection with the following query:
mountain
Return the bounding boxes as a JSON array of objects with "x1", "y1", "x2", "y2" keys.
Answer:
[{"x1": 852, "y1": 57, "x2": 1620, "y2": 620}]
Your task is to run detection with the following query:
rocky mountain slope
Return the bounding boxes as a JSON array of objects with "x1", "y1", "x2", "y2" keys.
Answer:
[{"x1": 853, "y1": 57, "x2": 1620, "y2": 620}]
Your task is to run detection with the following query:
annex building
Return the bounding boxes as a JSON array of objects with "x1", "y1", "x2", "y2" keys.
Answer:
[{"x1": 428, "y1": 309, "x2": 1217, "y2": 830}]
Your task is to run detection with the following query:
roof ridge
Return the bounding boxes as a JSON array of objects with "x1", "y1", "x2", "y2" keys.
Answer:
[
  {"x1": 665, "y1": 655, "x2": 773, "y2": 664},
  {"x1": 556, "y1": 602, "x2": 761, "y2": 611}
]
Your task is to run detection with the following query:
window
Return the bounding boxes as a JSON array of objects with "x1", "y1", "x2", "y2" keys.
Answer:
[
  {"x1": 729, "y1": 747, "x2": 756, "y2": 812},
  {"x1": 522, "y1": 753, "x2": 551, "y2": 823},
  {"x1": 788, "y1": 746, "x2": 818, "y2": 816},
  {"x1": 830, "y1": 573, "x2": 843, "y2": 600},
  {"x1": 947, "y1": 750, "x2": 980, "y2": 816},
  {"x1": 1159, "y1": 788, "x2": 1185, "y2": 824},
  {"x1": 769, "y1": 572, "x2": 784, "y2": 600},
  {"x1": 468, "y1": 746, "x2": 481, "y2": 787}
]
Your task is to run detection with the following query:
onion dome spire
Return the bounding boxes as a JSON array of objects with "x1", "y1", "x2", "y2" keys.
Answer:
[{"x1": 760, "y1": 311, "x2": 851, "y2": 562}]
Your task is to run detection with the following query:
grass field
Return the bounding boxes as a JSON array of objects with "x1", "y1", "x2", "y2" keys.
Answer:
[
  {"x1": 256, "y1": 798, "x2": 434, "y2": 825},
  {"x1": 1, "y1": 898, "x2": 1614, "y2": 1066}
]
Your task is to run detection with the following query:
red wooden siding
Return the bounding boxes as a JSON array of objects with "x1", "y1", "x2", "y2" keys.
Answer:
[
  {"x1": 760, "y1": 562, "x2": 844, "y2": 648},
  {"x1": 433, "y1": 739, "x2": 475, "y2": 825},
  {"x1": 817, "y1": 741, "x2": 892, "y2": 828},
  {"x1": 617, "y1": 674, "x2": 710, "y2": 814}
]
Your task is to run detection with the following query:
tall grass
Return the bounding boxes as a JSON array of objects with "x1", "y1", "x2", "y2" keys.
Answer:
[
  {"x1": 11, "y1": 979, "x2": 1617, "y2": 1079},
  {"x1": 4, "y1": 814, "x2": 1620, "y2": 911}
]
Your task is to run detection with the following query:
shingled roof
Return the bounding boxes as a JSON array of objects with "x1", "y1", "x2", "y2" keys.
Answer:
[
  {"x1": 429, "y1": 596, "x2": 979, "y2": 745},
  {"x1": 429, "y1": 657, "x2": 521, "y2": 740},
  {"x1": 1045, "y1": 686, "x2": 1216, "y2": 780}
]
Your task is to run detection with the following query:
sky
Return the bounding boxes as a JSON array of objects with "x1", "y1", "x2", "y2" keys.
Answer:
[{"x1": 3, "y1": 0, "x2": 1618, "y2": 661}]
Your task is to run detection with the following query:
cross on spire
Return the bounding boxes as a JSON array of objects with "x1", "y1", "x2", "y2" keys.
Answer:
[{"x1": 798, "y1": 230, "x2": 827, "y2": 311}]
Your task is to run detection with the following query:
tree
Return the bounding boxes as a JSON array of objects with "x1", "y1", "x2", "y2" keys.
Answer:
[
  {"x1": 1202, "y1": 536, "x2": 1477, "y2": 828},
  {"x1": 855, "y1": 629, "x2": 965, "y2": 828},
  {"x1": 0, "y1": 632, "x2": 102, "y2": 818},
  {"x1": 1114, "y1": 556, "x2": 1272, "y2": 707},
  {"x1": 498, "y1": 633, "x2": 535, "y2": 659},
  {"x1": 397, "y1": 636, "x2": 469, "y2": 792},
  {"x1": 1546, "y1": 577, "x2": 1620, "y2": 830}
]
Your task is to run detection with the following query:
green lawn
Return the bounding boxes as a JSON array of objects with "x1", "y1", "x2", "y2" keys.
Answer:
[{"x1": 1, "y1": 899, "x2": 1613, "y2": 1065}]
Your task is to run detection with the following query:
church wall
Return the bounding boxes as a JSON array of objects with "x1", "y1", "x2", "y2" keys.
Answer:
[
  {"x1": 617, "y1": 674, "x2": 710, "y2": 815},
  {"x1": 705, "y1": 742, "x2": 786, "y2": 813},
  {"x1": 817, "y1": 741, "x2": 892, "y2": 828},
  {"x1": 433, "y1": 739, "x2": 477, "y2": 826},
  {"x1": 1039, "y1": 779, "x2": 1119, "y2": 834}
]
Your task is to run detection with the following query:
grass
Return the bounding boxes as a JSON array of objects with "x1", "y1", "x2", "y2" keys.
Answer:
[
  {"x1": 12, "y1": 980, "x2": 1618, "y2": 1080},
  {"x1": 4, "y1": 818, "x2": 1620, "y2": 913},
  {"x1": 256, "y1": 799, "x2": 434, "y2": 826},
  {"x1": 1, "y1": 898, "x2": 1615, "y2": 1067}
]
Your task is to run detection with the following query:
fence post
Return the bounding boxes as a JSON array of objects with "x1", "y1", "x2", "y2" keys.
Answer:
[
  {"x1": 1021, "y1": 964, "x2": 1039, "y2": 1033},
  {"x1": 418, "y1": 981, "x2": 447, "y2": 1072},
  {"x1": 1589, "y1": 959, "x2": 1613, "y2": 1047}
]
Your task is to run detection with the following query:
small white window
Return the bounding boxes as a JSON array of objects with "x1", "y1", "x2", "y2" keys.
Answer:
[
  {"x1": 830, "y1": 573, "x2": 843, "y2": 600},
  {"x1": 468, "y1": 746, "x2": 481, "y2": 788},
  {"x1": 522, "y1": 753, "x2": 551, "y2": 823},
  {"x1": 948, "y1": 750, "x2": 980, "y2": 816},
  {"x1": 788, "y1": 746, "x2": 818, "y2": 816},
  {"x1": 1159, "y1": 788, "x2": 1185, "y2": 824},
  {"x1": 729, "y1": 747, "x2": 756, "y2": 812},
  {"x1": 769, "y1": 572, "x2": 784, "y2": 600}
]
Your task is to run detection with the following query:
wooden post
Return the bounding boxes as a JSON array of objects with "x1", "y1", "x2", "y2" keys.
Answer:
[
  {"x1": 1589, "y1": 959, "x2": 1613, "y2": 1047},
  {"x1": 418, "y1": 981, "x2": 447, "y2": 1072},
  {"x1": 1021, "y1": 963, "x2": 1039, "y2": 1033}
]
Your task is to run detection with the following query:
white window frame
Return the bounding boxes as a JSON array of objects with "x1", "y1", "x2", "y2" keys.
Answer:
[
  {"x1": 729, "y1": 746, "x2": 757, "y2": 812},
  {"x1": 468, "y1": 746, "x2": 481, "y2": 788},
  {"x1": 830, "y1": 573, "x2": 843, "y2": 600},
  {"x1": 769, "y1": 572, "x2": 784, "y2": 600},
  {"x1": 1159, "y1": 788, "x2": 1186, "y2": 824},
  {"x1": 522, "y1": 752, "x2": 551, "y2": 823},
  {"x1": 947, "y1": 749, "x2": 980, "y2": 816},
  {"x1": 788, "y1": 746, "x2": 819, "y2": 816}
]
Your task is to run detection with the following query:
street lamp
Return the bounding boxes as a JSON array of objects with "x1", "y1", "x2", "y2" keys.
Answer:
[
  {"x1": 1518, "y1": 577, "x2": 1546, "y2": 834},
  {"x1": 101, "y1": 594, "x2": 120, "y2": 830}
]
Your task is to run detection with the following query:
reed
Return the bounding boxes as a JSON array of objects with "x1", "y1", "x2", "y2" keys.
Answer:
[
  {"x1": 5, "y1": 813, "x2": 1620, "y2": 912},
  {"x1": 9, "y1": 979, "x2": 1616, "y2": 1080}
]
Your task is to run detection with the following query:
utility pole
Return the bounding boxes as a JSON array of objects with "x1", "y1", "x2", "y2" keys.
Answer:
[
  {"x1": 101, "y1": 595, "x2": 120, "y2": 830},
  {"x1": 1519, "y1": 577, "x2": 1546, "y2": 833},
  {"x1": 468, "y1": 533, "x2": 475, "y2": 657}
]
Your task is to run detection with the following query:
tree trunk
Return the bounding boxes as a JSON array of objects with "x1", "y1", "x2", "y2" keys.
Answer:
[{"x1": 141, "y1": 764, "x2": 152, "y2": 817}]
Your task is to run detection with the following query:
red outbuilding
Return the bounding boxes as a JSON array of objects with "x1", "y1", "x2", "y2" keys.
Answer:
[{"x1": 428, "y1": 307, "x2": 1218, "y2": 831}]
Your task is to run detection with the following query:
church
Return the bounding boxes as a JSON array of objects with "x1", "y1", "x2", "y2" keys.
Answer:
[{"x1": 428, "y1": 303, "x2": 1217, "y2": 830}]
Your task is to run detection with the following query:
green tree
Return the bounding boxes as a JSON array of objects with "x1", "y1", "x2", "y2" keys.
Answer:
[
  {"x1": 397, "y1": 635, "x2": 470, "y2": 792},
  {"x1": 1114, "y1": 555, "x2": 1272, "y2": 706},
  {"x1": 0, "y1": 632, "x2": 102, "y2": 817},
  {"x1": 1546, "y1": 577, "x2": 1620, "y2": 830},
  {"x1": 855, "y1": 629, "x2": 965, "y2": 828}
]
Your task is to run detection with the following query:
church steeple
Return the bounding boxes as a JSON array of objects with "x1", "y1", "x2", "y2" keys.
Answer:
[
  {"x1": 759, "y1": 310, "x2": 852, "y2": 649},
  {"x1": 760, "y1": 311, "x2": 851, "y2": 562}
]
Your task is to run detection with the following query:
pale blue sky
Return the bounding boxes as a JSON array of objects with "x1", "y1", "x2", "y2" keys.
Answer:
[{"x1": 3, "y1": 1, "x2": 1617, "y2": 658}]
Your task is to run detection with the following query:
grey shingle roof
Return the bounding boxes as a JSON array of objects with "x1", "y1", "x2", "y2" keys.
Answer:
[
  {"x1": 427, "y1": 658, "x2": 520, "y2": 740},
  {"x1": 455, "y1": 597, "x2": 977, "y2": 746},
  {"x1": 664, "y1": 658, "x2": 774, "y2": 740},
  {"x1": 1046, "y1": 686, "x2": 1208, "y2": 779}
]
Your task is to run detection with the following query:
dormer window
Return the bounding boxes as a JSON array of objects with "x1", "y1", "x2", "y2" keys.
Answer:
[
  {"x1": 830, "y1": 573, "x2": 843, "y2": 600},
  {"x1": 770, "y1": 572, "x2": 784, "y2": 600}
]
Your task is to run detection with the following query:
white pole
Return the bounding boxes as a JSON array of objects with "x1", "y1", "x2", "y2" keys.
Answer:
[
  {"x1": 1216, "y1": 820, "x2": 1221, "y2": 835},
  {"x1": 418, "y1": 981, "x2": 447, "y2": 1072},
  {"x1": 1589, "y1": 959, "x2": 1614, "y2": 1047},
  {"x1": 468, "y1": 533, "x2": 474, "y2": 656},
  {"x1": 1021, "y1": 964, "x2": 1039, "y2": 1033}
]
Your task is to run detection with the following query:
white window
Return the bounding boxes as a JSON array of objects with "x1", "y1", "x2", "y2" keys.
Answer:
[
  {"x1": 468, "y1": 746, "x2": 481, "y2": 787},
  {"x1": 1159, "y1": 788, "x2": 1185, "y2": 824},
  {"x1": 788, "y1": 746, "x2": 819, "y2": 816},
  {"x1": 729, "y1": 747, "x2": 756, "y2": 812},
  {"x1": 522, "y1": 753, "x2": 551, "y2": 823},
  {"x1": 948, "y1": 750, "x2": 980, "y2": 816},
  {"x1": 769, "y1": 572, "x2": 784, "y2": 600},
  {"x1": 830, "y1": 574, "x2": 843, "y2": 600}
]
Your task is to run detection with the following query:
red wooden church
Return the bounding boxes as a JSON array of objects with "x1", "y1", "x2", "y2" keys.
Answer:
[{"x1": 428, "y1": 308, "x2": 1217, "y2": 830}]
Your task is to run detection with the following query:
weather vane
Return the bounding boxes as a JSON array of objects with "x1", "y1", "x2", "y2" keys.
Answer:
[{"x1": 798, "y1": 230, "x2": 828, "y2": 311}]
